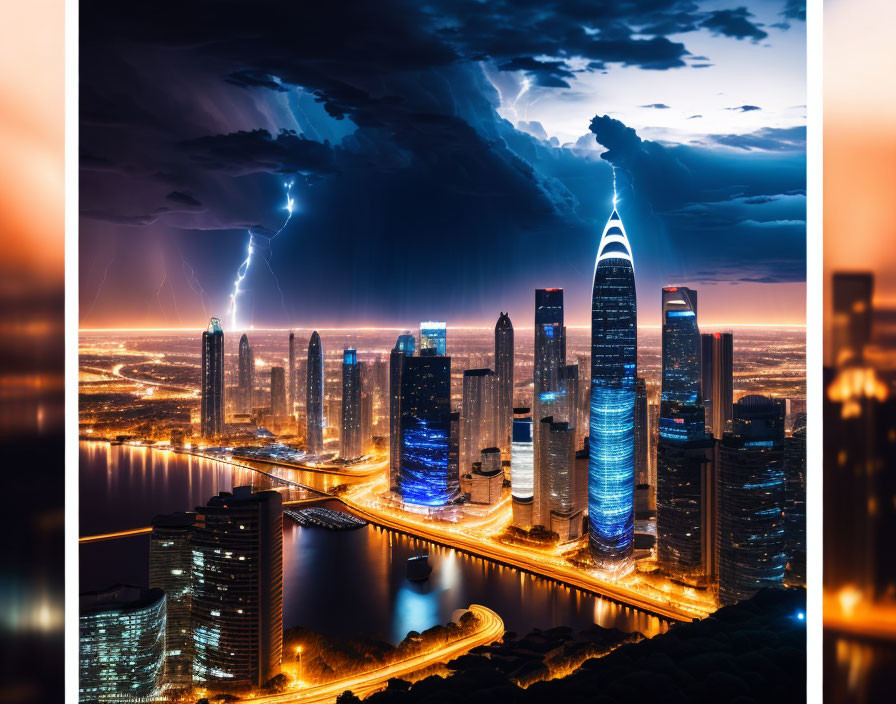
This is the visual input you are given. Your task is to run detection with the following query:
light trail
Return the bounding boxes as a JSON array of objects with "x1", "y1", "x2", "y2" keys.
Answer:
[
  {"x1": 241, "y1": 605, "x2": 503, "y2": 704},
  {"x1": 79, "y1": 526, "x2": 152, "y2": 543},
  {"x1": 230, "y1": 180, "x2": 295, "y2": 330}
]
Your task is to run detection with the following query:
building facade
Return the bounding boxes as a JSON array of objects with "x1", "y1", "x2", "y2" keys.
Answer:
[
  {"x1": 419, "y1": 321, "x2": 447, "y2": 356},
  {"x1": 270, "y1": 366, "x2": 287, "y2": 420},
  {"x1": 238, "y1": 333, "x2": 254, "y2": 414},
  {"x1": 201, "y1": 317, "x2": 225, "y2": 438},
  {"x1": 702, "y1": 332, "x2": 734, "y2": 440},
  {"x1": 460, "y1": 368, "x2": 497, "y2": 476},
  {"x1": 341, "y1": 349, "x2": 362, "y2": 460},
  {"x1": 305, "y1": 331, "x2": 324, "y2": 454},
  {"x1": 634, "y1": 376, "x2": 649, "y2": 486},
  {"x1": 511, "y1": 409, "x2": 534, "y2": 528},
  {"x1": 288, "y1": 331, "x2": 296, "y2": 414},
  {"x1": 494, "y1": 312, "x2": 514, "y2": 460},
  {"x1": 389, "y1": 334, "x2": 416, "y2": 492}
]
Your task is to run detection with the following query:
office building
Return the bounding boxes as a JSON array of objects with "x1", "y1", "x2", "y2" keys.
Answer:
[
  {"x1": 634, "y1": 377, "x2": 648, "y2": 485},
  {"x1": 831, "y1": 272, "x2": 873, "y2": 366},
  {"x1": 460, "y1": 369, "x2": 497, "y2": 475},
  {"x1": 495, "y1": 312, "x2": 514, "y2": 459},
  {"x1": 536, "y1": 417, "x2": 581, "y2": 541},
  {"x1": 389, "y1": 334, "x2": 416, "y2": 492},
  {"x1": 201, "y1": 317, "x2": 225, "y2": 439},
  {"x1": 341, "y1": 349, "x2": 362, "y2": 460},
  {"x1": 588, "y1": 208, "x2": 637, "y2": 574},
  {"x1": 398, "y1": 352, "x2": 456, "y2": 506},
  {"x1": 149, "y1": 512, "x2": 196, "y2": 688},
  {"x1": 419, "y1": 321, "x2": 447, "y2": 356},
  {"x1": 79, "y1": 585, "x2": 166, "y2": 703},
  {"x1": 533, "y1": 288, "x2": 566, "y2": 432},
  {"x1": 702, "y1": 332, "x2": 734, "y2": 440},
  {"x1": 288, "y1": 332, "x2": 296, "y2": 413},
  {"x1": 306, "y1": 331, "x2": 324, "y2": 454},
  {"x1": 718, "y1": 396, "x2": 787, "y2": 605},
  {"x1": 270, "y1": 366, "x2": 287, "y2": 420},
  {"x1": 511, "y1": 408, "x2": 534, "y2": 528},
  {"x1": 659, "y1": 287, "x2": 704, "y2": 443},
  {"x1": 470, "y1": 447, "x2": 504, "y2": 505},
  {"x1": 238, "y1": 333, "x2": 254, "y2": 414},
  {"x1": 191, "y1": 487, "x2": 283, "y2": 688}
]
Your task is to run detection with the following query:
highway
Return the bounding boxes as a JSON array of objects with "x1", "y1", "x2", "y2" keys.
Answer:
[
  {"x1": 243, "y1": 453, "x2": 389, "y2": 478},
  {"x1": 241, "y1": 605, "x2": 504, "y2": 703}
]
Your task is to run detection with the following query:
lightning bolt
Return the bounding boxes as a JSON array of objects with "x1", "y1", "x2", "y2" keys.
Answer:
[
  {"x1": 229, "y1": 180, "x2": 294, "y2": 330},
  {"x1": 612, "y1": 165, "x2": 618, "y2": 208}
]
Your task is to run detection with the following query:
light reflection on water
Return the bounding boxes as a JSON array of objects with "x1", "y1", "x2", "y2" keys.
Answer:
[{"x1": 81, "y1": 441, "x2": 668, "y2": 644}]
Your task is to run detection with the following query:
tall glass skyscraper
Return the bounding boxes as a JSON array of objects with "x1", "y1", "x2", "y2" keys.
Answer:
[
  {"x1": 270, "y1": 366, "x2": 287, "y2": 420},
  {"x1": 305, "y1": 331, "x2": 324, "y2": 454},
  {"x1": 201, "y1": 317, "x2": 224, "y2": 439},
  {"x1": 238, "y1": 333, "x2": 254, "y2": 414},
  {"x1": 659, "y1": 287, "x2": 704, "y2": 442},
  {"x1": 634, "y1": 377, "x2": 649, "y2": 486},
  {"x1": 419, "y1": 321, "x2": 447, "y2": 356},
  {"x1": 399, "y1": 352, "x2": 456, "y2": 506},
  {"x1": 588, "y1": 208, "x2": 637, "y2": 575},
  {"x1": 702, "y1": 332, "x2": 734, "y2": 439},
  {"x1": 389, "y1": 334, "x2": 416, "y2": 492},
  {"x1": 511, "y1": 408, "x2": 534, "y2": 528},
  {"x1": 288, "y1": 331, "x2": 296, "y2": 413},
  {"x1": 460, "y1": 368, "x2": 496, "y2": 475},
  {"x1": 718, "y1": 395, "x2": 787, "y2": 605},
  {"x1": 341, "y1": 348, "x2": 362, "y2": 459},
  {"x1": 495, "y1": 312, "x2": 514, "y2": 459}
]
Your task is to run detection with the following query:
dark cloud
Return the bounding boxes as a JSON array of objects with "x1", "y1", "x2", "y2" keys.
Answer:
[
  {"x1": 706, "y1": 125, "x2": 806, "y2": 151},
  {"x1": 496, "y1": 57, "x2": 575, "y2": 88},
  {"x1": 640, "y1": 103, "x2": 671, "y2": 109},
  {"x1": 727, "y1": 104, "x2": 762, "y2": 112},
  {"x1": 701, "y1": 7, "x2": 768, "y2": 41},
  {"x1": 782, "y1": 0, "x2": 806, "y2": 22},
  {"x1": 691, "y1": 63, "x2": 714, "y2": 68}
]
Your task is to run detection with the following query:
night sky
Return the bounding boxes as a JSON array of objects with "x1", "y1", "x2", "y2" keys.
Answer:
[{"x1": 79, "y1": 0, "x2": 806, "y2": 329}]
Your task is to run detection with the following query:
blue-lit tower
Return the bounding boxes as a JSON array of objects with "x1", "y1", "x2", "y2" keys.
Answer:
[
  {"x1": 588, "y1": 208, "x2": 637, "y2": 575},
  {"x1": 201, "y1": 317, "x2": 225, "y2": 439},
  {"x1": 659, "y1": 287, "x2": 704, "y2": 441},
  {"x1": 389, "y1": 333, "x2": 416, "y2": 491},
  {"x1": 341, "y1": 349, "x2": 362, "y2": 459},
  {"x1": 305, "y1": 331, "x2": 324, "y2": 454},
  {"x1": 419, "y1": 321, "x2": 447, "y2": 356},
  {"x1": 399, "y1": 351, "x2": 456, "y2": 506}
]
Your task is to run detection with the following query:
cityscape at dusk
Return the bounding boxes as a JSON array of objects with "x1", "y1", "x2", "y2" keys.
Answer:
[{"x1": 78, "y1": 0, "x2": 807, "y2": 702}]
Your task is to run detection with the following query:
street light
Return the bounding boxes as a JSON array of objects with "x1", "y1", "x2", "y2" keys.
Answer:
[{"x1": 295, "y1": 645, "x2": 303, "y2": 685}]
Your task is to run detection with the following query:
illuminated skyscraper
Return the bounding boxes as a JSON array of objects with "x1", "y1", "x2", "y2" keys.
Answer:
[
  {"x1": 270, "y1": 366, "x2": 287, "y2": 420},
  {"x1": 537, "y1": 417, "x2": 582, "y2": 541},
  {"x1": 718, "y1": 396, "x2": 787, "y2": 605},
  {"x1": 399, "y1": 352, "x2": 456, "y2": 506},
  {"x1": 534, "y1": 289, "x2": 566, "y2": 423},
  {"x1": 460, "y1": 368, "x2": 497, "y2": 475},
  {"x1": 495, "y1": 312, "x2": 514, "y2": 459},
  {"x1": 419, "y1": 321, "x2": 447, "y2": 356},
  {"x1": 305, "y1": 331, "x2": 324, "y2": 454},
  {"x1": 702, "y1": 332, "x2": 734, "y2": 439},
  {"x1": 238, "y1": 333, "x2": 254, "y2": 414},
  {"x1": 657, "y1": 286, "x2": 716, "y2": 583},
  {"x1": 389, "y1": 334, "x2": 415, "y2": 492},
  {"x1": 201, "y1": 317, "x2": 225, "y2": 439},
  {"x1": 191, "y1": 487, "x2": 283, "y2": 688},
  {"x1": 149, "y1": 512, "x2": 196, "y2": 688},
  {"x1": 588, "y1": 208, "x2": 636, "y2": 574},
  {"x1": 634, "y1": 377, "x2": 648, "y2": 485},
  {"x1": 288, "y1": 331, "x2": 296, "y2": 413},
  {"x1": 341, "y1": 349, "x2": 362, "y2": 460},
  {"x1": 79, "y1": 585, "x2": 166, "y2": 703},
  {"x1": 511, "y1": 408, "x2": 534, "y2": 528}
]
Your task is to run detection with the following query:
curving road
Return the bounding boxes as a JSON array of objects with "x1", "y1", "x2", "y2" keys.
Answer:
[{"x1": 241, "y1": 604, "x2": 504, "y2": 703}]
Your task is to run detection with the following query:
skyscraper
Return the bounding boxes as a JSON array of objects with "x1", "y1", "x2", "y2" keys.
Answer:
[
  {"x1": 495, "y1": 312, "x2": 514, "y2": 459},
  {"x1": 270, "y1": 366, "x2": 287, "y2": 420},
  {"x1": 831, "y1": 271, "x2": 873, "y2": 366},
  {"x1": 191, "y1": 487, "x2": 283, "y2": 688},
  {"x1": 634, "y1": 377, "x2": 648, "y2": 486},
  {"x1": 419, "y1": 321, "x2": 447, "y2": 356},
  {"x1": 656, "y1": 286, "x2": 715, "y2": 584},
  {"x1": 201, "y1": 317, "x2": 225, "y2": 439},
  {"x1": 537, "y1": 417, "x2": 581, "y2": 541},
  {"x1": 341, "y1": 349, "x2": 362, "y2": 460},
  {"x1": 306, "y1": 331, "x2": 324, "y2": 454},
  {"x1": 149, "y1": 512, "x2": 196, "y2": 688},
  {"x1": 784, "y1": 414, "x2": 806, "y2": 587},
  {"x1": 702, "y1": 332, "x2": 734, "y2": 440},
  {"x1": 511, "y1": 408, "x2": 534, "y2": 528},
  {"x1": 460, "y1": 368, "x2": 497, "y2": 475},
  {"x1": 238, "y1": 333, "x2": 254, "y2": 414},
  {"x1": 288, "y1": 331, "x2": 296, "y2": 414},
  {"x1": 534, "y1": 289, "x2": 566, "y2": 423},
  {"x1": 588, "y1": 207, "x2": 637, "y2": 574},
  {"x1": 717, "y1": 396, "x2": 787, "y2": 605},
  {"x1": 389, "y1": 333, "x2": 416, "y2": 492},
  {"x1": 79, "y1": 586, "x2": 166, "y2": 703},
  {"x1": 398, "y1": 352, "x2": 456, "y2": 506}
]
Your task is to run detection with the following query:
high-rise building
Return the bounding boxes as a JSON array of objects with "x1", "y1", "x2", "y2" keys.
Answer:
[
  {"x1": 201, "y1": 317, "x2": 225, "y2": 439},
  {"x1": 718, "y1": 396, "x2": 787, "y2": 605},
  {"x1": 191, "y1": 487, "x2": 283, "y2": 688},
  {"x1": 784, "y1": 414, "x2": 806, "y2": 587},
  {"x1": 656, "y1": 286, "x2": 716, "y2": 584},
  {"x1": 270, "y1": 366, "x2": 287, "y2": 420},
  {"x1": 588, "y1": 208, "x2": 637, "y2": 574},
  {"x1": 511, "y1": 408, "x2": 534, "y2": 528},
  {"x1": 419, "y1": 321, "x2": 447, "y2": 356},
  {"x1": 341, "y1": 349, "x2": 362, "y2": 460},
  {"x1": 533, "y1": 289, "x2": 566, "y2": 428},
  {"x1": 460, "y1": 368, "x2": 497, "y2": 475},
  {"x1": 361, "y1": 390, "x2": 373, "y2": 453},
  {"x1": 238, "y1": 333, "x2": 254, "y2": 414},
  {"x1": 306, "y1": 331, "x2": 324, "y2": 454},
  {"x1": 533, "y1": 389, "x2": 566, "y2": 528},
  {"x1": 389, "y1": 334, "x2": 416, "y2": 492},
  {"x1": 561, "y1": 364, "x2": 579, "y2": 429},
  {"x1": 702, "y1": 332, "x2": 733, "y2": 440},
  {"x1": 537, "y1": 417, "x2": 582, "y2": 541},
  {"x1": 470, "y1": 447, "x2": 504, "y2": 505},
  {"x1": 398, "y1": 352, "x2": 456, "y2": 506},
  {"x1": 495, "y1": 312, "x2": 514, "y2": 459},
  {"x1": 79, "y1": 585, "x2": 166, "y2": 703},
  {"x1": 288, "y1": 331, "x2": 296, "y2": 414},
  {"x1": 634, "y1": 377, "x2": 648, "y2": 485},
  {"x1": 149, "y1": 512, "x2": 196, "y2": 688},
  {"x1": 831, "y1": 272, "x2": 873, "y2": 366}
]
